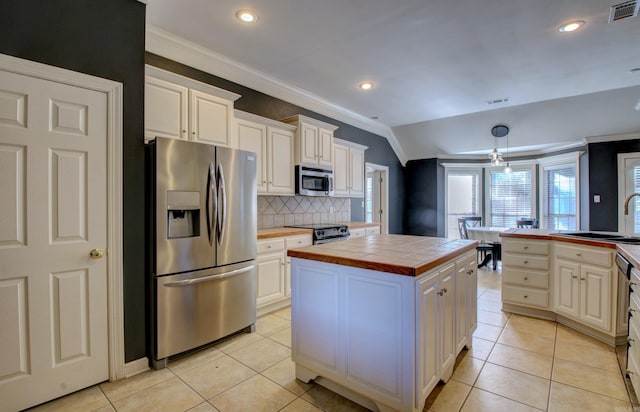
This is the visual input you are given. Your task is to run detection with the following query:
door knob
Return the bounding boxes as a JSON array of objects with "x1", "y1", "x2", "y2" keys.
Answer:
[{"x1": 89, "y1": 248, "x2": 104, "y2": 259}]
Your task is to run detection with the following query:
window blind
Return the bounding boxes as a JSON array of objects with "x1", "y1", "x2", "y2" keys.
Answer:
[
  {"x1": 634, "y1": 165, "x2": 640, "y2": 233},
  {"x1": 542, "y1": 164, "x2": 577, "y2": 230},
  {"x1": 490, "y1": 169, "x2": 532, "y2": 227},
  {"x1": 446, "y1": 170, "x2": 480, "y2": 238}
]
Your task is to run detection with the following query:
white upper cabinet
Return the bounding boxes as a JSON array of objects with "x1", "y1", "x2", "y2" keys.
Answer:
[
  {"x1": 144, "y1": 66, "x2": 240, "y2": 146},
  {"x1": 235, "y1": 110, "x2": 295, "y2": 195},
  {"x1": 333, "y1": 138, "x2": 368, "y2": 198},
  {"x1": 281, "y1": 115, "x2": 338, "y2": 167}
]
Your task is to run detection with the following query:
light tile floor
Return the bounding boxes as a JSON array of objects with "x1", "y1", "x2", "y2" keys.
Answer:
[{"x1": 28, "y1": 267, "x2": 635, "y2": 411}]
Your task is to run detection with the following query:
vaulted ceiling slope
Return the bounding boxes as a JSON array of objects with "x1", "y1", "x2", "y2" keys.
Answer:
[{"x1": 146, "y1": 0, "x2": 640, "y2": 163}]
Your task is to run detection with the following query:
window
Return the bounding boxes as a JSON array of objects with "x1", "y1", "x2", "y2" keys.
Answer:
[
  {"x1": 542, "y1": 164, "x2": 577, "y2": 230},
  {"x1": 445, "y1": 168, "x2": 481, "y2": 238},
  {"x1": 487, "y1": 166, "x2": 535, "y2": 227},
  {"x1": 618, "y1": 153, "x2": 640, "y2": 234}
]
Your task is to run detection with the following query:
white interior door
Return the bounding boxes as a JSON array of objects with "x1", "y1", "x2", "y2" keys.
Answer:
[{"x1": 0, "y1": 69, "x2": 109, "y2": 411}]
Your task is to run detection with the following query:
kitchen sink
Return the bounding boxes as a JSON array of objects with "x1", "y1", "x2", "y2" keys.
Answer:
[{"x1": 557, "y1": 232, "x2": 640, "y2": 244}]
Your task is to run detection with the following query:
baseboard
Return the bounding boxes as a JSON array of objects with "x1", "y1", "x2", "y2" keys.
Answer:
[
  {"x1": 257, "y1": 298, "x2": 291, "y2": 317},
  {"x1": 122, "y1": 357, "x2": 149, "y2": 378}
]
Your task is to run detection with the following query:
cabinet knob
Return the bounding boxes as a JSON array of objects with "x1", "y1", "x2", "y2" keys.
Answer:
[
  {"x1": 630, "y1": 308, "x2": 636, "y2": 314},
  {"x1": 192, "y1": 131, "x2": 196, "y2": 135},
  {"x1": 524, "y1": 277, "x2": 528, "y2": 281},
  {"x1": 268, "y1": 245, "x2": 272, "y2": 248},
  {"x1": 524, "y1": 246, "x2": 528, "y2": 250},
  {"x1": 576, "y1": 253, "x2": 582, "y2": 257},
  {"x1": 572, "y1": 275, "x2": 578, "y2": 279},
  {"x1": 523, "y1": 260, "x2": 528, "y2": 264},
  {"x1": 629, "y1": 337, "x2": 635, "y2": 343},
  {"x1": 580, "y1": 277, "x2": 585, "y2": 281},
  {"x1": 627, "y1": 370, "x2": 635, "y2": 376},
  {"x1": 631, "y1": 281, "x2": 638, "y2": 286},
  {"x1": 466, "y1": 269, "x2": 474, "y2": 275},
  {"x1": 437, "y1": 288, "x2": 447, "y2": 296},
  {"x1": 524, "y1": 295, "x2": 528, "y2": 299},
  {"x1": 182, "y1": 130, "x2": 186, "y2": 134},
  {"x1": 269, "y1": 181, "x2": 273, "y2": 183}
]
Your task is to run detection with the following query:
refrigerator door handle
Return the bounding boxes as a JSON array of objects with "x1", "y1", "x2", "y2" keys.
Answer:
[
  {"x1": 217, "y1": 163, "x2": 227, "y2": 246},
  {"x1": 163, "y1": 265, "x2": 255, "y2": 287},
  {"x1": 206, "y1": 162, "x2": 217, "y2": 246}
]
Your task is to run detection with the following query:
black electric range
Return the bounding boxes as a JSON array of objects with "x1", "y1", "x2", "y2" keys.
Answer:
[{"x1": 285, "y1": 224, "x2": 350, "y2": 244}]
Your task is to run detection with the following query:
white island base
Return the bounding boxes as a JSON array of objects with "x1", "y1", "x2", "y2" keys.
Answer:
[{"x1": 290, "y1": 245, "x2": 477, "y2": 412}]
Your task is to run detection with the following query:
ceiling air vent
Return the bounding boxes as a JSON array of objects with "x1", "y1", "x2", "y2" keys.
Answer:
[{"x1": 609, "y1": 1, "x2": 639, "y2": 23}]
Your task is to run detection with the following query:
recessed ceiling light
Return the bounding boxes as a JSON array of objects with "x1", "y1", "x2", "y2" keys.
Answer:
[
  {"x1": 359, "y1": 82, "x2": 373, "y2": 91},
  {"x1": 558, "y1": 20, "x2": 585, "y2": 33},
  {"x1": 236, "y1": 10, "x2": 258, "y2": 23}
]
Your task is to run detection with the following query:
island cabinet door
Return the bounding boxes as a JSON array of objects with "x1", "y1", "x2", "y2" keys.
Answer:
[{"x1": 416, "y1": 271, "x2": 440, "y2": 406}]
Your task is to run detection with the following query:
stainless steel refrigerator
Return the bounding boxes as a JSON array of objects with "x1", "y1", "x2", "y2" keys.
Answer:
[{"x1": 149, "y1": 137, "x2": 257, "y2": 368}]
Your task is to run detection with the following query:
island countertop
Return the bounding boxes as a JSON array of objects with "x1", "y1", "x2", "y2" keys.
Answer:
[{"x1": 287, "y1": 234, "x2": 477, "y2": 276}]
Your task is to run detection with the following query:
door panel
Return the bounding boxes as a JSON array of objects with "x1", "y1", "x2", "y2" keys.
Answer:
[
  {"x1": 216, "y1": 146, "x2": 257, "y2": 266},
  {"x1": 0, "y1": 69, "x2": 108, "y2": 411}
]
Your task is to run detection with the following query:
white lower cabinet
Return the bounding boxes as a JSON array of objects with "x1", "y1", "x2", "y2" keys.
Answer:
[
  {"x1": 417, "y1": 262, "x2": 456, "y2": 404},
  {"x1": 291, "y1": 250, "x2": 476, "y2": 412},
  {"x1": 257, "y1": 234, "x2": 312, "y2": 313},
  {"x1": 365, "y1": 225, "x2": 381, "y2": 236},
  {"x1": 627, "y1": 268, "x2": 640, "y2": 394},
  {"x1": 256, "y1": 238, "x2": 286, "y2": 307},
  {"x1": 553, "y1": 243, "x2": 614, "y2": 333}
]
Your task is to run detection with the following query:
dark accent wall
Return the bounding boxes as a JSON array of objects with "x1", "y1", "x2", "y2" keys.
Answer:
[
  {"x1": 404, "y1": 159, "x2": 445, "y2": 236},
  {"x1": 588, "y1": 140, "x2": 640, "y2": 231},
  {"x1": 146, "y1": 53, "x2": 406, "y2": 233},
  {"x1": 0, "y1": 0, "x2": 147, "y2": 362}
]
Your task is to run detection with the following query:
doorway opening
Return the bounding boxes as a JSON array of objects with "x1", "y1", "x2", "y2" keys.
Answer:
[{"x1": 365, "y1": 163, "x2": 389, "y2": 234}]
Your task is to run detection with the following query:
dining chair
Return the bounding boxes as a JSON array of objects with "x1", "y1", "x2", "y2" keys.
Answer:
[
  {"x1": 516, "y1": 218, "x2": 539, "y2": 228},
  {"x1": 458, "y1": 217, "x2": 497, "y2": 269}
]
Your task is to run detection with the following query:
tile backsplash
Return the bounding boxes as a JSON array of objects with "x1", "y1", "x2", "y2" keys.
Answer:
[{"x1": 258, "y1": 195, "x2": 351, "y2": 229}]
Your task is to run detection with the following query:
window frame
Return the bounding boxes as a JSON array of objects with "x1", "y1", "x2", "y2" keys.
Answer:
[
  {"x1": 485, "y1": 163, "x2": 537, "y2": 228},
  {"x1": 538, "y1": 152, "x2": 581, "y2": 231},
  {"x1": 443, "y1": 165, "x2": 483, "y2": 238}
]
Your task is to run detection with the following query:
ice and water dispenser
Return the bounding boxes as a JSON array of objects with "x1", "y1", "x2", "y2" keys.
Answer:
[{"x1": 166, "y1": 191, "x2": 200, "y2": 239}]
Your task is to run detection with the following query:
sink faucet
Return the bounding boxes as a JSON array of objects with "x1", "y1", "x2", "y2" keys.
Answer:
[{"x1": 624, "y1": 193, "x2": 640, "y2": 215}]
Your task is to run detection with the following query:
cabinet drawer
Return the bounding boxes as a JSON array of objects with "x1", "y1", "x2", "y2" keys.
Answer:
[
  {"x1": 503, "y1": 285, "x2": 549, "y2": 308},
  {"x1": 502, "y1": 239, "x2": 549, "y2": 255},
  {"x1": 350, "y1": 228, "x2": 365, "y2": 238},
  {"x1": 285, "y1": 234, "x2": 313, "y2": 250},
  {"x1": 365, "y1": 226, "x2": 380, "y2": 235},
  {"x1": 630, "y1": 292, "x2": 640, "y2": 333},
  {"x1": 503, "y1": 255, "x2": 549, "y2": 270},
  {"x1": 554, "y1": 243, "x2": 613, "y2": 267},
  {"x1": 503, "y1": 268, "x2": 549, "y2": 289},
  {"x1": 257, "y1": 238, "x2": 284, "y2": 255}
]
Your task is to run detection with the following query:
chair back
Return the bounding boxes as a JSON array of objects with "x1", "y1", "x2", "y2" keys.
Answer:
[
  {"x1": 516, "y1": 218, "x2": 538, "y2": 228},
  {"x1": 458, "y1": 218, "x2": 469, "y2": 239},
  {"x1": 464, "y1": 216, "x2": 482, "y2": 227}
]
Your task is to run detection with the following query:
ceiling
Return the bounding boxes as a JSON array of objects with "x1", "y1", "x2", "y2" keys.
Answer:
[{"x1": 146, "y1": 0, "x2": 640, "y2": 163}]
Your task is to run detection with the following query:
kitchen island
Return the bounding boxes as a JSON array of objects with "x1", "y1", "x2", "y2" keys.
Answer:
[{"x1": 287, "y1": 234, "x2": 478, "y2": 412}]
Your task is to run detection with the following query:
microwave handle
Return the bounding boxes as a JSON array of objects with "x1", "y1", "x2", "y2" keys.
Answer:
[{"x1": 323, "y1": 175, "x2": 329, "y2": 192}]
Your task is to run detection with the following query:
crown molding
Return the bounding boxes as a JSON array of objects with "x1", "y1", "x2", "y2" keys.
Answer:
[
  {"x1": 145, "y1": 25, "x2": 408, "y2": 165},
  {"x1": 583, "y1": 132, "x2": 640, "y2": 144}
]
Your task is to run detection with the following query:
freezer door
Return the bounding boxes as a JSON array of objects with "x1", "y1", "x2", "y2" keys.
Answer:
[
  {"x1": 216, "y1": 146, "x2": 257, "y2": 266},
  {"x1": 155, "y1": 137, "x2": 216, "y2": 275},
  {"x1": 154, "y1": 262, "x2": 257, "y2": 360}
]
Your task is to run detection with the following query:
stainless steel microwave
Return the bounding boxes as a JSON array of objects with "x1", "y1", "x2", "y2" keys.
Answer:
[{"x1": 296, "y1": 165, "x2": 334, "y2": 196}]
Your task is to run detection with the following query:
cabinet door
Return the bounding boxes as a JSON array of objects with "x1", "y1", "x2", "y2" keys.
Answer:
[
  {"x1": 349, "y1": 147, "x2": 365, "y2": 197},
  {"x1": 318, "y1": 127, "x2": 333, "y2": 166},
  {"x1": 465, "y1": 259, "x2": 478, "y2": 342},
  {"x1": 455, "y1": 262, "x2": 468, "y2": 354},
  {"x1": 580, "y1": 264, "x2": 612, "y2": 331},
  {"x1": 333, "y1": 143, "x2": 350, "y2": 196},
  {"x1": 439, "y1": 264, "x2": 456, "y2": 381},
  {"x1": 416, "y1": 272, "x2": 440, "y2": 403},
  {"x1": 145, "y1": 76, "x2": 188, "y2": 141},
  {"x1": 299, "y1": 123, "x2": 318, "y2": 165},
  {"x1": 237, "y1": 119, "x2": 267, "y2": 193},
  {"x1": 268, "y1": 127, "x2": 295, "y2": 194},
  {"x1": 257, "y1": 253, "x2": 285, "y2": 307},
  {"x1": 189, "y1": 89, "x2": 233, "y2": 147},
  {"x1": 554, "y1": 259, "x2": 580, "y2": 319}
]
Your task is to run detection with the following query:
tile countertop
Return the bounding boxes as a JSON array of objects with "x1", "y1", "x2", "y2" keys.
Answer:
[
  {"x1": 287, "y1": 234, "x2": 477, "y2": 276},
  {"x1": 257, "y1": 222, "x2": 381, "y2": 239}
]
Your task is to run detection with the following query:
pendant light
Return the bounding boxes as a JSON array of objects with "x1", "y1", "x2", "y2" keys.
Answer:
[{"x1": 489, "y1": 125, "x2": 509, "y2": 166}]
